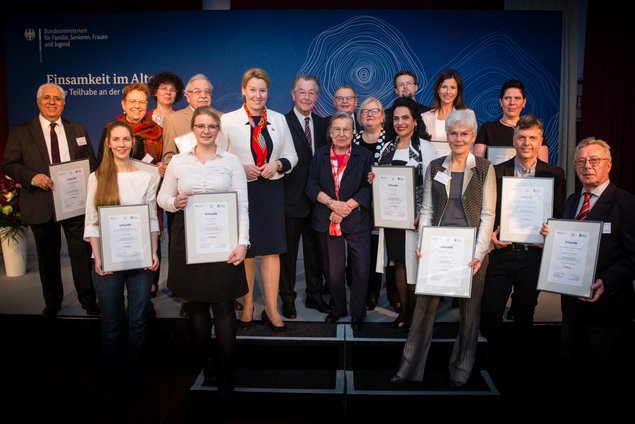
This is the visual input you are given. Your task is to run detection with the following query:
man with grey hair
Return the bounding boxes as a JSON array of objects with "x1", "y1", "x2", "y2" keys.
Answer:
[{"x1": 2, "y1": 83, "x2": 98, "y2": 319}]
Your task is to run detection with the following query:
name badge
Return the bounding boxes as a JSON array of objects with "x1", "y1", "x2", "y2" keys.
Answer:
[
  {"x1": 434, "y1": 171, "x2": 450, "y2": 185},
  {"x1": 76, "y1": 137, "x2": 87, "y2": 146},
  {"x1": 603, "y1": 222, "x2": 611, "y2": 234}
]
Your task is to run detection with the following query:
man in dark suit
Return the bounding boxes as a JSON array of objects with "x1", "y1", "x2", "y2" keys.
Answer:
[
  {"x1": 480, "y1": 115, "x2": 565, "y2": 370},
  {"x1": 2, "y1": 83, "x2": 98, "y2": 318},
  {"x1": 545, "y1": 137, "x2": 635, "y2": 417},
  {"x1": 383, "y1": 70, "x2": 431, "y2": 141},
  {"x1": 279, "y1": 74, "x2": 331, "y2": 318}
]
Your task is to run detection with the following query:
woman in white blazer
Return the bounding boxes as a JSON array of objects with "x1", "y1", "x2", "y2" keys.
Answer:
[
  {"x1": 421, "y1": 69, "x2": 475, "y2": 142},
  {"x1": 217, "y1": 68, "x2": 297, "y2": 332}
]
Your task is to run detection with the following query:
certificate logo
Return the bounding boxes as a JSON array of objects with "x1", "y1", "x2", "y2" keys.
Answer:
[{"x1": 24, "y1": 28, "x2": 36, "y2": 41}]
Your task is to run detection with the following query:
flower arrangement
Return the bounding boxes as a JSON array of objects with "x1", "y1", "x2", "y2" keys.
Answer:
[{"x1": 0, "y1": 171, "x2": 27, "y2": 244}]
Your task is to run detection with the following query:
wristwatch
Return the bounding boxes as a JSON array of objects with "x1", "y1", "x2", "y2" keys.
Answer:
[{"x1": 326, "y1": 198, "x2": 333, "y2": 206}]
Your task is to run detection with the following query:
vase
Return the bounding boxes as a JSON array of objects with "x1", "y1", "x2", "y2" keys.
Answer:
[{"x1": 0, "y1": 227, "x2": 27, "y2": 277}]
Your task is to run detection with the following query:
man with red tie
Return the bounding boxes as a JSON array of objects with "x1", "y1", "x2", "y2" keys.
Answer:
[
  {"x1": 542, "y1": 137, "x2": 635, "y2": 418},
  {"x1": 2, "y1": 83, "x2": 98, "y2": 319}
]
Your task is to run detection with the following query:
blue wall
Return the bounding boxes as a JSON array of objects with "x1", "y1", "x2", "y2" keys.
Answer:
[{"x1": 4, "y1": 9, "x2": 562, "y2": 161}]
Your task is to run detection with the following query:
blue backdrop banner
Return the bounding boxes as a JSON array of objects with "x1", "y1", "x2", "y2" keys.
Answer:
[{"x1": 3, "y1": 10, "x2": 562, "y2": 161}]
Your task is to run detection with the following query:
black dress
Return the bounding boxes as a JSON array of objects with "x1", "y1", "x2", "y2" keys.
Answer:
[{"x1": 167, "y1": 212, "x2": 248, "y2": 303}]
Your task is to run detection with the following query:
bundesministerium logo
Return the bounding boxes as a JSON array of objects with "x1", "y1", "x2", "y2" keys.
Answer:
[{"x1": 24, "y1": 28, "x2": 36, "y2": 41}]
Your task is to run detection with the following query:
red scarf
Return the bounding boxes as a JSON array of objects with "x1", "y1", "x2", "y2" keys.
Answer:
[
  {"x1": 244, "y1": 103, "x2": 268, "y2": 166},
  {"x1": 115, "y1": 113, "x2": 163, "y2": 162},
  {"x1": 329, "y1": 144, "x2": 351, "y2": 237}
]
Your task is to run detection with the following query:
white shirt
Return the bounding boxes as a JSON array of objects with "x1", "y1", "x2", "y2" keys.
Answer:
[
  {"x1": 84, "y1": 169, "x2": 159, "y2": 240},
  {"x1": 157, "y1": 147, "x2": 250, "y2": 246},
  {"x1": 39, "y1": 115, "x2": 70, "y2": 163}
]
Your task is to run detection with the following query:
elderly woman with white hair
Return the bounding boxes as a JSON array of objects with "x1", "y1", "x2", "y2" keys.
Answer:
[{"x1": 390, "y1": 109, "x2": 496, "y2": 388}]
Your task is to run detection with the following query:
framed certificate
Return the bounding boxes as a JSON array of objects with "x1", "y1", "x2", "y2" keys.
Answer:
[
  {"x1": 98, "y1": 204, "x2": 152, "y2": 272},
  {"x1": 49, "y1": 158, "x2": 90, "y2": 221},
  {"x1": 130, "y1": 159, "x2": 161, "y2": 188},
  {"x1": 500, "y1": 177, "x2": 554, "y2": 244},
  {"x1": 184, "y1": 192, "x2": 238, "y2": 264},
  {"x1": 537, "y1": 219, "x2": 603, "y2": 299},
  {"x1": 487, "y1": 146, "x2": 516, "y2": 165},
  {"x1": 371, "y1": 165, "x2": 416, "y2": 229},
  {"x1": 430, "y1": 141, "x2": 451, "y2": 158},
  {"x1": 415, "y1": 226, "x2": 476, "y2": 298}
]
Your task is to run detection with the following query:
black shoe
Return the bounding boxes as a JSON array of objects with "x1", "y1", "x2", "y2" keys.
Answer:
[
  {"x1": 305, "y1": 298, "x2": 332, "y2": 313},
  {"x1": 391, "y1": 318, "x2": 406, "y2": 329},
  {"x1": 150, "y1": 283, "x2": 158, "y2": 298},
  {"x1": 390, "y1": 375, "x2": 405, "y2": 384},
  {"x1": 148, "y1": 301, "x2": 156, "y2": 317},
  {"x1": 41, "y1": 305, "x2": 60, "y2": 319},
  {"x1": 82, "y1": 302, "x2": 101, "y2": 316},
  {"x1": 179, "y1": 302, "x2": 191, "y2": 318},
  {"x1": 261, "y1": 310, "x2": 288, "y2": 333},
  {"x1": 351, "y1": 319, "x2": 364, "y2": 331},
  {"x1": 238, "y1": 307, "x2": 255, "y2": 329},
  {"x1": 324, "y1": 313, "x2": 340, "y2": 323},
  {"x1": 366, "y1": 297, "x2": 377, "y2": 311},
  {"x1": 281, "y1": 302, "x2": 297, "y2": 319}
]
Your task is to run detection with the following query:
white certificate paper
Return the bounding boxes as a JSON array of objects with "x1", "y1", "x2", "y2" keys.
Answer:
[
  {"x1": 537, "y1": 219, "x2": 603, "y2": 298},
  {"x1": 98, "y1": 204, "x2": 152, "y2": 272},
  {"x1": 50, "y1": 159, "x2": 90, "y2": 221},
  {"x1": 185, "y1": 192, "x2": 238, "y2": 264},
  {"x1": 108, "y1": 213, "x2": 143, "y2": 262},
  {"x1": 500, "y1": 177, "x2": 554, "y2": 244},
  {"x1": 371, "y1": 166, "x2": 415, "y2": 229},
  {"x1": 416, "y1": 226, "x2": 476, "y2": 298},
  {"x1": 193, "y1": 201, "x2": 230, "y2": 254},
  {"x1": 487, "y1": 146, "x2": 516, "y2": 165},
  {"x1": 174, "y1": 131, "x2": 197, "y2": 154}
]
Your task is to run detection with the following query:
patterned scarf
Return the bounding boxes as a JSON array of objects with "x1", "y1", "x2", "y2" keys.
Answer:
[
  {"x1": 329, "y1": 144, "x2": 351, "y2": 237},
  {"x1": 115, "y1": 113, "x2": 163, "y2": 162},
  {"x1": 244, "y1": 103, "x2": 268, "y2": 166}
]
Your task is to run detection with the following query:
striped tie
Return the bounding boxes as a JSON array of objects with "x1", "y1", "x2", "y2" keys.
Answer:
[
  {"x1": 575, "y1": 192, "x2": 592, "y2": 220},
  {"x1": 304, "y1": 117, "x2": 312, "y2": 151}
]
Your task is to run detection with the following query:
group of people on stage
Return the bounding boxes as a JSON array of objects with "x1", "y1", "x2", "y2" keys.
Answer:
[{"x1": 2, "y1": 67, "x2": 633, "y2": 407}]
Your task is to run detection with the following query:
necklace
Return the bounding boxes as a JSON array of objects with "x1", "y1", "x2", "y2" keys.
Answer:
[{"x1": 499, "y1": 118, "x2": 517, "y2": 127}]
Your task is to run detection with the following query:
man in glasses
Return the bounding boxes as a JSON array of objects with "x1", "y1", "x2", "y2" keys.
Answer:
[
  {"x1": 333, "y1": 85, "x2": 359, "y2": 132},
  {"x1": 541, "y1": 137, "x2": 635, "y2": 418},
  {"x1": 2, "y1": 83, "x2": 99, "y2": 319},
  {"x1": 279, "y1": 75, "x2": 331, "y2": 319},
  {"x1": 384, "y1": 70, "x2": 431, "y2": 141}
]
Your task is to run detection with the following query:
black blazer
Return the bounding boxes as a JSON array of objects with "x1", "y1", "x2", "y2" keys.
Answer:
[
  {"x1": 2, "y1": 117, "x2": 97, "y2": 224},
  {"x1": 305, "y1": 144, "x2": 372, "y2": 234},
  {"x1": 560, "y1": 183, "x2": 635, "y2": 325},
  {"x1": 283, "y1": 110, "x2": 328, "y2": 218},
  {"x1": 493, "y1": 158, "x2": 566, "y2": 229}
]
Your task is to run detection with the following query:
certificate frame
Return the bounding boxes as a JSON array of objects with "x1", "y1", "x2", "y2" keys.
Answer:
[
  {"x1": 500, "y1": 176, "x2": 554, "y2": 244},
  {"x1": 415, "y1": 226, "x2": 476, "y2": 298},
  {"x1": 537, "y1": 218, "x2": 603, "y2": 299},
  {"x1": 130, "y1": 159, "x2": 161, "y2": 188},
  {"x1": 98, "y1": 204, "x2": 152, "y2": 272},
  {"x1": 487, "y1": 146, "x2": 516, "y2": 165},
  {"x1": 430, "y1": 141, "x2": 451, "y2": 159},
  {"x1": 184, "y1": 192, "x2": 238, "y2": 264},
  {"x1": 371, "y1": 165, "x2": 416, "y2": 229},
  {"x1": 49, "y1": 158, "x2": 90, "y2": 221}
]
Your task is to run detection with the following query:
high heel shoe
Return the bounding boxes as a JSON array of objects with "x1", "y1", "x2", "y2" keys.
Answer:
[
  {"x1": 391, "y1": 317, "x2": 406, "y2": 329},
  {"x1": 261, "y1": 310, "x2": 288, "y2": 333},
  {"x1": 238, "y1": 307, "x2": 254, "y2": 329}
]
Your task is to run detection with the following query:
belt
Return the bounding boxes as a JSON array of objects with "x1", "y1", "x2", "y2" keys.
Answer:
[{"x1": 509, "y1": 243, "x2": 539, "y2": 252}]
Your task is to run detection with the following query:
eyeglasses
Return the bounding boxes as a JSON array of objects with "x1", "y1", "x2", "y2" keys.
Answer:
[
  {"x1": 158, "y1": 86, "x2": 177, "y2": 94},
  {"x1": 193, "y1": 124, "x2": 219, "y2": 132},
  {"x1": 188, "y1": 89, "x2": 212, "y2": 97},
  {"x1": 396, "y1": 81, "x2": 416, "y2": 88},
  {"x1": 360, "y1": 108, "x2": 381, "y2": 116},
  {"x1": 295, "y1": 90, "x2": 317, "y2": 98},
  {"x1": 331, "y1": 127, "x2": 353, "y2": 135},
  {"x1": 126, "y1": 99, "x2": 148, "y2": 106},
  {"x1": 40, "y1": 95, "x2": 64, "y2": 103},
  {"x1": 574, "y1": 157, "x2": 609, "y2": 168},
  {"x1": 335, "y1": 96, "x2": 356, "y2": 102},
  {"x1": 448, "y1": 131, "x2": 473, "y2": 140}
]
